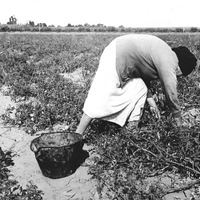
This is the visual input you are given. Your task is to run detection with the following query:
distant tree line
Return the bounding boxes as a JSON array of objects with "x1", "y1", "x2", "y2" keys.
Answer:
[
  {"x1": 1, "y1": 23, "x2": 200, "y2": 33},
  {"x1": 0, "y1": 17, "x2": 200, "y2": 33}
]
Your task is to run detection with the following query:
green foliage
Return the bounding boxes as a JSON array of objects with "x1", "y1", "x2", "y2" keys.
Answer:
[
  {"x1": 87, "y1": 118, "x2": 200, "y2": 199},
  {"x1": 0, "y1": 33, "x2": 200, "y2": 199},
  {"x1": 0, "y1": 33, "x2": 114, "y2": 134}
]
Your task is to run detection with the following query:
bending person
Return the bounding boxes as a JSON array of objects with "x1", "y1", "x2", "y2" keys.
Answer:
[{"x1": 76, "y1": 34, "x2": 197, "y2": 135}]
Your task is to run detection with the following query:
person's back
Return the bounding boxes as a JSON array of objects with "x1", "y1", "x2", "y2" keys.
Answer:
[{"x1": 115, "y1": 34, "x2": 178, "y2": 87}]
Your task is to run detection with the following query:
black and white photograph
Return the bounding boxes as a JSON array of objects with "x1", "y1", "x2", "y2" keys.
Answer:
[{"x1": 0, "y1": 0, "x2": 200, "y2": 199}]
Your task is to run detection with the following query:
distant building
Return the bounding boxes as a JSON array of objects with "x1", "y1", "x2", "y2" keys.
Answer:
[{"x1": 7, "y1": 15, "x2": 17, "y2": 25}]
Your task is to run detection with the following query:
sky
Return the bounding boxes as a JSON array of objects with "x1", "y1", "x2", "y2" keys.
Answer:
[{"x1": 1, "y1": 0, "x2": 200, "y2": 28}]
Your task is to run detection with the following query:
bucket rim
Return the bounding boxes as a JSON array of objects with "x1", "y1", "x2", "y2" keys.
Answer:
[{"x1": 30, "y1": 131, "x2": 83, "y2": 153}]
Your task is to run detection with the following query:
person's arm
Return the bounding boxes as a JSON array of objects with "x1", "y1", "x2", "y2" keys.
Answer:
[
  {"x1": 157, "y1": 65, "x2": 182, "y2": 126},
  {"x1": 76, "y1": 113, "x2": 92, "y2": 135}
]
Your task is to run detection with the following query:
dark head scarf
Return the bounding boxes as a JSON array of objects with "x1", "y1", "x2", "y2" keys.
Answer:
[{"x1": 172, "y1": 46, "x2": 197, "y2": 76}]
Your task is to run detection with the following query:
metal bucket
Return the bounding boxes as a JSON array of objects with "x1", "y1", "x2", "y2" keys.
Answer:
[{"x1": 30, "y1": 131, "x2": 84, "y2": 179}]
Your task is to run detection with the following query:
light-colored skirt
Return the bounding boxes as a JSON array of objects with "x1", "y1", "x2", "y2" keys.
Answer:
[{"x1": 83, "y1": 40, "x2": 147, "y2": 127}]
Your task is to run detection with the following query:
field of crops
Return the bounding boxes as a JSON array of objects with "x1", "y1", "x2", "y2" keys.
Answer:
[{"x1": 1, "y1": 32, "x2": 200, "y2": 199}]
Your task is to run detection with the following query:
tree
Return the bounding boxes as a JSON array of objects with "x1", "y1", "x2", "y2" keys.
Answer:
[
  {"x1": 36, "y1": 23, "x2": 47, "y2": 28},
  {"x1": 29, "y1": 21, "x2": 35, "y2": 27},
  {"x1": 67, "y1": 23, "x2": 73, "y2": 27},
  {"x1": 97, "y1": 23, "x2": 104, "y2": 27},
  {"x1": 84, "y1": 23, "x2": 90, "y2": 27}
]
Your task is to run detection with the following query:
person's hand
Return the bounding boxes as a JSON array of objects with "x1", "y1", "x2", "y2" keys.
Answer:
[
  {"x1": 147, "y1": 97, "x2": 161, "y2": 120},
  {"x1": 149, "y1": 105, "x2": 161, "y2": 119}
]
